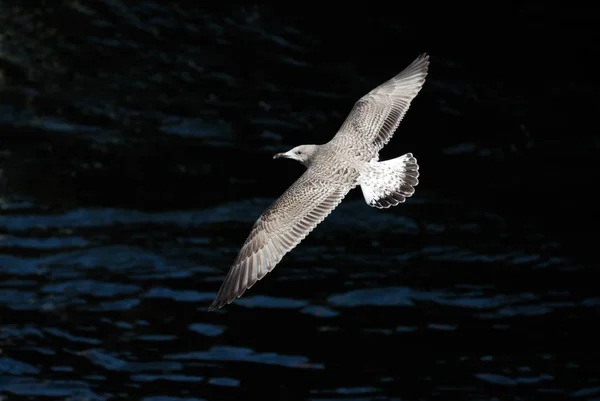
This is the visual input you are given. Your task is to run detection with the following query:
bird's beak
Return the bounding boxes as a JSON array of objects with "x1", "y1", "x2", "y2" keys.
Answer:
[{"x1": 273, "y1": 152, "x2": 287, "y2": 160}]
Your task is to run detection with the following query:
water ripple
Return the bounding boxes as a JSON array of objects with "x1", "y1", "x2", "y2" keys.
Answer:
[
  {"x1": 0, "y1": 357, "x2": 40, "y2": 375},
  {"x1": 167, "y1": 346, "x2": 325, "y2": 370},
  {"x1": 83, "y1": 349, "x2": 183, "y2": 373}
]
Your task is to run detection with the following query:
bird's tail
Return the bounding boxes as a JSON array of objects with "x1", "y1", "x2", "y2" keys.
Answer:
[{"x1": 360, "y1": 153, "x2": 419, "y2": 209}]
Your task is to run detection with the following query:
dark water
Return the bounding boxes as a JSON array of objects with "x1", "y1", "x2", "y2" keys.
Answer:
[{"x1": 1, "y1": 3, "x2": 599, "y2": 400}]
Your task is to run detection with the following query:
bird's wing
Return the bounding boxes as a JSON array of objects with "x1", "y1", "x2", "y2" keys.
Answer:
[
  {"x1": 209, "y1": 171, "x2": 351, "y2": 310},
  {"x1": 333, "y1": 53, "x2": 429, "y2": 157}
]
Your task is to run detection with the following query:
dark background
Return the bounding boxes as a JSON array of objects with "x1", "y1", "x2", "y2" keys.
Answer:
[{"x1": 1, "y1": 2, "x2": 598, "y2": 400}]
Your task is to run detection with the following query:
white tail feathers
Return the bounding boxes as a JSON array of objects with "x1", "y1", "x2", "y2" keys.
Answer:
[{"x1": 360, "y1": 153, "x2": 419, "y2": 209}]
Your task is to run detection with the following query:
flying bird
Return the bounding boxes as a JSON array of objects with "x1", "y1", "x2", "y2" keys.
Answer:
[{"x1": 209, "y1": 53, "x2": 429, "y2": 310}]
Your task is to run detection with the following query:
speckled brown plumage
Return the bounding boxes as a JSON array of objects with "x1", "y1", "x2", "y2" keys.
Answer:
[{"x1": 209, "y1": 54, "x2": 429, "y2": 310}]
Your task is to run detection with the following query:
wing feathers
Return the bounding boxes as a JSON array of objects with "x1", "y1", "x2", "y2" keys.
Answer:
[
  {"x1": 209, "y1": 173, "x2": 350, "y2": 310},
  {"x1": 333, "y1": 53, "x2": 429, "y2": 157}
]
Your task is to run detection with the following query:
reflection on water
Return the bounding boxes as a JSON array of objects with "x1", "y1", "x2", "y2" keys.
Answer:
[{"x1": 1, "y1": 2, "x2": 598, "y2": 400}]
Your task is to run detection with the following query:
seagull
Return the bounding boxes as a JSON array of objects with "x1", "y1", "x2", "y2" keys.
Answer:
[{"x1": 209, "y1": 53, "x2": 429, "y2": 310}]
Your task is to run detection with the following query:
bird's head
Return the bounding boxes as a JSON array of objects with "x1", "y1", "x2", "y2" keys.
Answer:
[{"x1": 273, "y1": 144, "x2": 319, "y2": 167}]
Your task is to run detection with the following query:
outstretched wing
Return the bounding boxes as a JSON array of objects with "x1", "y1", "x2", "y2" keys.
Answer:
[
  {"x1": 209, "y1": 171, "x2": 351, "y2": 310},
  {"x1": 333, "y1": 53, "x2": 429, "y2": 157}
]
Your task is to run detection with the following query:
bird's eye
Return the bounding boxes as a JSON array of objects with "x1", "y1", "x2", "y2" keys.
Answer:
[{"x1": 297, "y1": 151, "x2": 302, "y2": 154}]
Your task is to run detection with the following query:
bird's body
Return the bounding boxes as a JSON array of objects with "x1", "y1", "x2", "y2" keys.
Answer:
[{"x1": 209, "y1": 53, "x2": 430, "y2": 310}]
